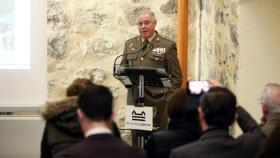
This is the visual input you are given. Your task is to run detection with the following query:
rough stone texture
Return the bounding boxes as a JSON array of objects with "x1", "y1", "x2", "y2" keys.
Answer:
[
  {"x1": 188, "y1": 0, "x2": 239, "y2": 91},
  {"x1": 187, "y1": 0, "x2": 200, "y2": 80},
  {"x1": 74, "y1": 68, "x2": 107, "y2": 83},
  {"x1": 160, "y1": 25, "x2": 177, "y2": 41},
  {"x1": 160, "y1": 0, "x2": 177, "y2": 14},
  {"x1": 47, "y1": 0, "x2": 69, "y2": 29},
  {"x1": 215, "y1": 9, "x2": 225, "y2": 25},
  {"x1": 231, "y1": 2, "x2": 239, "y2": 18},
  {"x1": 126, "y1": 6, "x2": 148, "y2": 25},
  {"x1": 230, "y1": 24, "x2": 239, "y2": 48},
  {"x1": 131, "y1": 0, "x2": 148, "y2": 3},
  {"x1": 48, "y1": 36, "x2": 67, "y2": 59}
]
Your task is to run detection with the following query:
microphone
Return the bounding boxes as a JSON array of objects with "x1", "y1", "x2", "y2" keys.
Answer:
[{"x1": 113, "y1": 42, "x2": 151, "y2": 79}]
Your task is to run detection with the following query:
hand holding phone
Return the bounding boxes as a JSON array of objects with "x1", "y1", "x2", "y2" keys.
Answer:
[
  {"x1": 208, "y1": 79, "x2": 223, "y2": 87},
  {"x1": 187, "y1": 80, "x2": 209, "y2": 95}
]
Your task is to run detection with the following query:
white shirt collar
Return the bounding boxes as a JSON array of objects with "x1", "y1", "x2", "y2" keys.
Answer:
[{"x1": 85, "y1": 127, "x2": 112, "y2": 138}]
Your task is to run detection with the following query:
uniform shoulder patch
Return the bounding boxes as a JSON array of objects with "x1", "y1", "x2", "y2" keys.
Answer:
[
  {"x1": 161, "y1": 35, "x2": 175, "y2": 43},
  {"x1": 126, "y1": 36, "x2": 138, "y2": 43}
]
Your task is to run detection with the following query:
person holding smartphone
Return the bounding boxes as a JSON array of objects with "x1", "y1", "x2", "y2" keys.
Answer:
[
  {"x1": 144, "y1": 86, "x2": 201, "y2": 158},
  {"x1": 171, "y1": 81, "x2": 265, "y2": 158}
]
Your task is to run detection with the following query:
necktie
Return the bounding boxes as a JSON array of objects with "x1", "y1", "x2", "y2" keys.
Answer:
[{"x1": 142, "y1": 39, "x2": 149, "y2": 51}]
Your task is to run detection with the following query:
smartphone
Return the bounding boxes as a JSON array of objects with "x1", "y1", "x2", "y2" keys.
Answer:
[{"x1": 187, "y1": 80, "x2": 209, "y2": 95}]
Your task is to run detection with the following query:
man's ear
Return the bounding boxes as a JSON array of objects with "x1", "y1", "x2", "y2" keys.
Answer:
[
  {"x1": 233, "y1": 112, "x2": 238, "y2": 123},
  {"x1": 77, "y1": 108, "x2": 85, "y2": 123},
  {"x1": 198, "y1": 107, "x2": 205, "y2": 122},
  {"x1": 261, "y1": 105, "x2": 268, "y2": 122},
  {"x1": 262, "y1": 105, "x2": 268, "y2": 115},
  {"x1": 198, "y1": 106, "x2": 208, "y2": 131},
  {"x1": 106, "y1": 112, "x2": 115, "y2": 125}
]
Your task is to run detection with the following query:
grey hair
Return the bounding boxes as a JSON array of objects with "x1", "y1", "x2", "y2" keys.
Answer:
[
  {"x1": 260, "y1": 83, "x2": 280, "y2": 117},
  {"x1": 136, "y1": 7, "x2": 157, "y2": 22}
]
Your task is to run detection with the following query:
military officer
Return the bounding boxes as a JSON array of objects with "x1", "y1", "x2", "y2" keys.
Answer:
[{"x1": 121, "y1": 8, "x2": 182, "y2": 147}]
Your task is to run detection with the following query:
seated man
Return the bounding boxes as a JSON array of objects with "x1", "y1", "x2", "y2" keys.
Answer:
[
  {"x1": 259, "y1": 83, "x2": 280, "y2": 136},
  {"x1": 54, "y1": 84, "x2": 146, "y2": 158},
  {"x1": 144, "y1": 87, "x2": 201, "y2": 158},
  {"x1": 170, "y1": 87, "x2": 265, "y2": 158}
]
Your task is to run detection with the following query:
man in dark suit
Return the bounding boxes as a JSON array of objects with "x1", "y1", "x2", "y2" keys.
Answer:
[
  {"x1": 170, "y1": 87, "x2": 265, "y2": 158},
  {"x1": 53, "y1": 84, "x2": 146, "y2": 158},
  {"x1": 120, "y1": 7, "x2": 182, "y2": 147}
]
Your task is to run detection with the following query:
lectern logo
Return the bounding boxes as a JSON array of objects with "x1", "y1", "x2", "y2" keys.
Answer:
[{"x1": 132, "y1": 110, "x2": 146, "y2": 122}]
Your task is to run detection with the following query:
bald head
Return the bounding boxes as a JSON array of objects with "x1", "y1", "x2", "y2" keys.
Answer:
[{"x1": 260, "y1": 83, "x2": 280, "y2": 118}]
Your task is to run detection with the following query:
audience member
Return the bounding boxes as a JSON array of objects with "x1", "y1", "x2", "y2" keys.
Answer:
[
  {"x1": 40, "y1": 79, "x2": 120, "y2": 158},
  {"x1": 53, "y1": 84, "x2": 146, "y2": 158},
  {"x1": 256, "y1": 120, "x2": 280, "y2": 158},
  {"x1": 170, "y1": 86, "x2": 265, "y2": 158},
  {"x1": 144, "y1": 87, "x2": 201, "y2": 158},
  {"x1": 259, "y1": 83, "x2": 280, "y2": 136}
]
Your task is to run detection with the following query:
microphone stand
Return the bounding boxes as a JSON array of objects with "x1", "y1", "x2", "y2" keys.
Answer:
[
  {"x1": 113, "y1": 42, "x2": 149, "y2": 80},
  {"x1": 113, "y1": 41, "x2": 150, "y2": 106}
]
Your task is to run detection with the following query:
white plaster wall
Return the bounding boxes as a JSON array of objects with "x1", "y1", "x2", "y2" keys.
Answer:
[{"x1": 237, "y1": 0, "x2": 280, "y2": 122}]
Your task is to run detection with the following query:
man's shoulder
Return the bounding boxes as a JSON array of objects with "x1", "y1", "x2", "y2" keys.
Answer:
[
  {"x1": 170, "y1": 141, "x2": 199, "y2": 158},
  {"x1": 174, "y1": 140, "x2": 199, "y2": 152},
  {"x1": 53, "y1": 141, "x2": 84, "y2": 158},
  {"x1": 54, "y1": 137, "x2": 145, "y2": 158},
  {"x1": 156, "y1": 33, "x2": 175, "y2": 44},
  {"x1": 261, "y1": 115, "x2": 280, "y2": 136},
  {"x1": 125, "y1": 36, "x2": 139, "y2": 43}
]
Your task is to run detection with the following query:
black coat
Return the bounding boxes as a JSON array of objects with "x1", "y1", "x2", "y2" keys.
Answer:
[
  {"x1": 144, "y1": 119, "x2": 201, "y2": 158},
  {"x1": 53, "y1": 134, "x2": 146, "y2": 158}
]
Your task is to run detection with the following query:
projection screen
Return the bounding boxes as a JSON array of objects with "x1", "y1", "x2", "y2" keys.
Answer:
[{"x1": 0, "y1": 0, "x2": 47, "y2": 112}]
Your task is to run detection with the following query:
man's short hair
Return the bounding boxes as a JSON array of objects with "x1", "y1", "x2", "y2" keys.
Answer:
[
  {"x1": 200, "y1": 87, "x2": 237, "y2": 128},
  {"x1": 260, "y1": 83, "x2": 280, "y2": 116},
  {"x1": 78, "y1": 84, "x2": 113, "y2": 121},
  {"x1": 136, "y1": 7, "x2": 156, "y2": 22}
]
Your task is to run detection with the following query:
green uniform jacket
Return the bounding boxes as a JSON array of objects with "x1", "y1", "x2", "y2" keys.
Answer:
[
  {"x1": 121, "y1": 32, "x2": 182, "y2": 129},
  {"x1": 261, "y1": 113, "x2": 280, "y2": 136}
]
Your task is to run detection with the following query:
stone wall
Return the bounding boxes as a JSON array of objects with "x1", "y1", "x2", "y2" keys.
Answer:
[
  {"x1": 47, "y1": 0, "x2": 178, "y2": 135},
  {"x1": 188, "y1": 0, "x2": 239, "y2": 91}
]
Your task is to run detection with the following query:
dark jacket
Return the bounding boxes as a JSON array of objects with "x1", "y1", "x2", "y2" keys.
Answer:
[
  {"x1": 170, "y1": 107, "x2": 266, "y2": 158},
  {"x1": 40, "y1": 97, "x2": 121, "y2": 158},
  {"x1": 53, "y1": 134, "x2": 146, "y2": 158},
  {"x1": 260, "y1": 113, "x2": 280, "y2": 136},
  {"x1": 256, "y1": 120, "x2": 280, "y2": 158},
  {"x1": 144, "y1": 119, "x2": 201, "y2": 158}
]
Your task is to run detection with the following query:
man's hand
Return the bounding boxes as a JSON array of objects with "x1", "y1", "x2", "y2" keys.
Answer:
[{"x1": 208, "y1": 79, "x2": 223, "y2": 87}]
